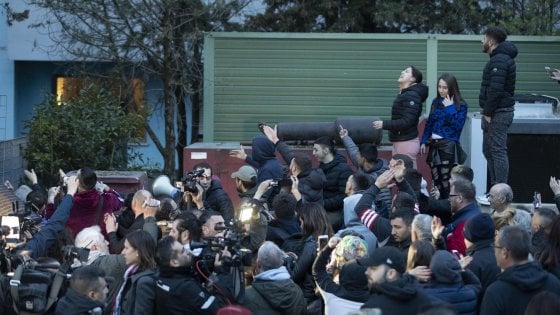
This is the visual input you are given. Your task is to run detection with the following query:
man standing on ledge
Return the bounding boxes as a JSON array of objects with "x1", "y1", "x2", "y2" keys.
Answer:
[{"x1": 478, "y1": 27, "x2": 518, "y2": 205}]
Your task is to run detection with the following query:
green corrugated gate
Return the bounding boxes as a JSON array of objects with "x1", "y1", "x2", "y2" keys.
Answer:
[{"x1": 203, "y1": 32, "x2": 560, "y2": 143}]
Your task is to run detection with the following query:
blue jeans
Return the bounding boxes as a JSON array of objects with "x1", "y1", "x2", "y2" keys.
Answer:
[{"x1": 481, "y1": 110, "x2": 514, "y2": 186}]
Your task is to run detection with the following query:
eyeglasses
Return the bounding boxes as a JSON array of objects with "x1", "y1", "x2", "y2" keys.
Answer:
[{"x1": 448, "y1": 194, "x2": 460, "y2": 198}]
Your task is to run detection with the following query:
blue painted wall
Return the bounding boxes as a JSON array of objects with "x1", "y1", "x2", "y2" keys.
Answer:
[{"x1": 14, "y1": 61, "x2": 168, "y2": 169}]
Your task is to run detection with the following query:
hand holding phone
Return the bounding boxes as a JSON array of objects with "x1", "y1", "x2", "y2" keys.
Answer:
[{"x1": 318, "y1": 235, "x2": 328, "y2": 250}]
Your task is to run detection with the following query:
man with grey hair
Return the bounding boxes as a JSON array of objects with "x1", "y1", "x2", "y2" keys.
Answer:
[
  {"x1": 243, "y1": 241, "x2": 306, "y2": 315},
  {"x1": 481, "y1": 226, "x2": 560, "y2": 315},
  {"x1": 488, "y1": 183, "x2": 531, "y2": 235},
  {"x1": 74, "y1": 225, "x2": 126, "y2": 315},
  {"x1": 411, "y1": 214, "x2": 432, "y2": 242}
]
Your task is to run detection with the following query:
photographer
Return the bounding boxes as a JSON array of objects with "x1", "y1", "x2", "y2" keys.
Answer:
[
  {"x1": 155, "y1": 236, "x2": 225, "y2": 314},
  {"x1": 104, "y1": 190, "x2": 160, "y2": 254},
  {"x1": 55, "y1": 265, "x2": 108, "y2": 315},
  {"x1": 18, "y1": 175, "x2": 79, "y2": 259},
  {"x1": 183, "y1": 162, "x2": 234, "y2": 223}
]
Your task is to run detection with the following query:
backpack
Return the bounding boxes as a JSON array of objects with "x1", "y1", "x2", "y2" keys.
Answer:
[{"x1": 9, "y1": 263, "x2": 66, "y2": 315}]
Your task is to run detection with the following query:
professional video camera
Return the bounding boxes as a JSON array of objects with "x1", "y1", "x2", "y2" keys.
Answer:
[
  {"x1": 189, "y1": 202, "x2": 266, "y2": 303},
  {"x1": 181, "y1": 169, "x2": 205, "y2": 194},
  {"x1": 190, "y1": 220, "x2": 253, "y2": 272},
  {"x1": 62, "y1": 245, "x2": 90, "y2": 265}
]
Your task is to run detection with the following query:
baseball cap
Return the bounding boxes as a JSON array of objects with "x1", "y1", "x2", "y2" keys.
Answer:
[
  {"x1": 360, "y1": 246, "x2": 406, "y2": 274},
  {"x1": 231, "y1": 165, "x2": 257, "y2": 182}
]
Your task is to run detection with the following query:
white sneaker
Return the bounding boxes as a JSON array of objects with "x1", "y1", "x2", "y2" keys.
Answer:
[{"x1": 476, "y1": 194, "x2": 490, "y2": 206}]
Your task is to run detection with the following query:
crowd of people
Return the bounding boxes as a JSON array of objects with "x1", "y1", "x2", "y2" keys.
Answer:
[{"x1": 1, "y1": 26, "x2": 560, "y2": 315}]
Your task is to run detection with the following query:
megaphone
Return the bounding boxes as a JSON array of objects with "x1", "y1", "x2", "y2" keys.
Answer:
[{"x1": 152, "y1": 175, "x2": 181, "y2": 200}]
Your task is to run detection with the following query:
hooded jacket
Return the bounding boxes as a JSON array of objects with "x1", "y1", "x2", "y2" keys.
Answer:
[
  {"x1": 55, "y1": 288, "x2": 105, "y2": 315},
  {"x1": 362, "y1": 273, "x2": 431, "y2": 315},
  {"x1": 424, "y1": 251, "x2": 481, "y2": 315},
  {"x1": 65, "y1": 188, "x2": 123, "y2": 238},
  {"x1": 312, "y1": 246, "x2": 369, "y2": 315},
  {"x1": 480, "y1": 261, "x2": 560, "y2": 315},
  {"x1": 479, "y1": 41, "x2": 518, "y2": 117},
  {"x1": 338, "y1": 193, "x2": 378, "y2": 257},
  {"x1": 383, "y1": 83, "x2": 429, "y2": 142},
  {"x1": 246, "y1": 135, "x2": 284, "y2": 184},
  {"x1": 243, "y1": 266, "x2": 306, "y2": 315}
]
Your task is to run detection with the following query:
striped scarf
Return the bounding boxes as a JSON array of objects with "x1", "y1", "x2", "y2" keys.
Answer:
[{"x1": 112, "y1": 264, "x2": 139, "y2": 315}]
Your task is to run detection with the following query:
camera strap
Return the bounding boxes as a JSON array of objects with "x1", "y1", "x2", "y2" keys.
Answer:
[
  {"x1": 94, "y1": 194, "x2": 104, "y2": 226},
  {"x1": 45, "y1": 268, "x2": 66, "y2": 311},
  {"x1": 9, "y1": 264, "x2": 22, "y2": 313}
]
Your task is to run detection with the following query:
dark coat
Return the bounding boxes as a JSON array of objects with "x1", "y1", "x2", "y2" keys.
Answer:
[
  {"x1": 297, "y1": 167, "x2": 326, "y2": 205},
  {"x1": 88, "y1": 254, "x2": 126, "y2": 315},
  {"x1": 203, "y1": 179, "x2": 234, "y2": 222},
  {"x1": 382, "y1": 83, "x2": 429, "y2": 142},
  {"x1": 479, "y1": 41, "x2": 518, "y2": 116},
  {"x1": 480, "y1": 261, "x2": 560, "y2": 315},
  {"x1": 362, "y1": 274, "x2": 432, "y2": 315},
  {"x1": 465, "y1": 239, "x2": 500, "y2": 297},
  {"x1": 55, "y1": 288, "x2": 104, "y2": 315},
  {"x1": 319, "y1": 152, "x2": 352, "y2": 213},
  {"x1": 424, "y1": 251, "x2": 481, "y2": 315},
  {"x1": 107, "y1": 215, "x2": 160, "y2": 254},
  {"x1": 119, "y1": 268, "x2": 156, "y2": 315},
  {"x1": 290, "y1": 235, "x2": 319, "y2": 301},
  {"x1": 266, "y1": 217, "x2": 302, "y2": 247},
  {"x1": 275, "y1": 140, "x2": 326, "y2": 204},
  {"x1": 155, "y1": 266, "x2": 224, "y2": 315},
  {"x1": 244, "y1": 267, "x2": 306, "y2": 315}
]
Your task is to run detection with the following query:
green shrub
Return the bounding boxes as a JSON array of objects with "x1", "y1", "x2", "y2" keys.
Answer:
[{"x1": 24, "y1": 82, "x2": 147, "y2": 187}]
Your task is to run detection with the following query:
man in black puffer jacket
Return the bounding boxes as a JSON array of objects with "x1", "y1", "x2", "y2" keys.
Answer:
[
  {"x1": 313, "y1": 136, "x2": 353, "y2": 230},
  {"x1": 479, "y1": 26, "x2": 517, "y2": 188}
]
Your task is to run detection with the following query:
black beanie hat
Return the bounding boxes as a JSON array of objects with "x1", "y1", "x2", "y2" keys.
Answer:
[{"x1": 463, "y1": 213, "x2": 495, "y2": 242}]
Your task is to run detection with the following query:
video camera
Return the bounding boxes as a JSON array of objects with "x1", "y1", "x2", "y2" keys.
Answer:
[
  {"x1": 190, "y1": 224, "x2": 252, "y2": 272},
  {"x1": 62, "y1": 245, "x2": 90, "y2": 264},
  {"x1": 181, "y1": 169, "x2": 206, "y2": 194}
]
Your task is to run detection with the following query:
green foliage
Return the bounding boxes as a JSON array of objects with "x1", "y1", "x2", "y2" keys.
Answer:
[
  {"x1": 246, "y1": 0, "x2": 560, "y2": 35},
  {"x1": 23, "y1": 82, "x2": 147, "y2": 186}
]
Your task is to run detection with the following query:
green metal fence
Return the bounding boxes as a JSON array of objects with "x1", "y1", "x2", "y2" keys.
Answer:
[{"x1": 203, "y1": 32, "x2": 560, "y2": 142}]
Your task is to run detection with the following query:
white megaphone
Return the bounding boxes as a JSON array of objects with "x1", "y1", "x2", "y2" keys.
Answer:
[{"x1": 152, "y1": 175, "x2": 181, "y2": 200}]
